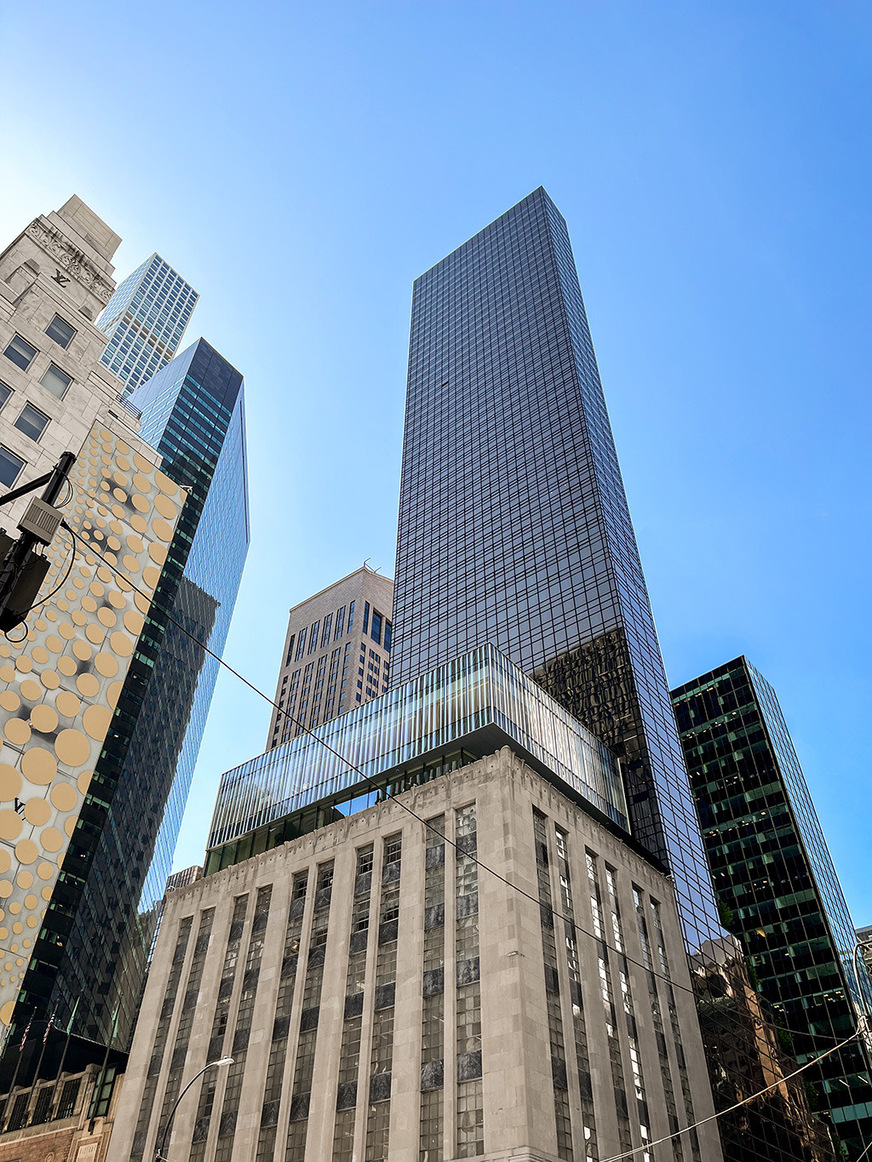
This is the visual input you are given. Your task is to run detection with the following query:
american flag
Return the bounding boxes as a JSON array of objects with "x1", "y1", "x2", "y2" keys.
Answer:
[
  {"x1": 17, "y1": 1014, "x2": 31, "y2": 1052},
  {"x1": 42, "y1": 1006, "x2": 58, "y2": 1046}
]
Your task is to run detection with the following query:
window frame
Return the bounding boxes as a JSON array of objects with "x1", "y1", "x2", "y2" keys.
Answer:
[
  {"x1": 45, "y1": 315, "x2": 76, "y2": 349},
  {"x1": 14, "y1": 402, "x2": 50, "y2": 443},
  {"x1": 3, "y1": 334, "x2": 37, "y2": 372},
  {"x1": 39, "y1": 363, "x2": 73, "y2": 399},
  {"x1": 0, "y1": 445, "x2": 26, "y2": 488}
]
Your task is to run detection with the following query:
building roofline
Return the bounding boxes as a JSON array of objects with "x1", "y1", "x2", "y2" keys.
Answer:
[
  {"x1": 286, "y1": 562, "x2": 394, "y2": 616},
  {"x1": 670, "y1": 655, "x2": 751, "y2": 698},
  {"x1": 414, "y1": 186, "x2": 552, "y2": 284}
]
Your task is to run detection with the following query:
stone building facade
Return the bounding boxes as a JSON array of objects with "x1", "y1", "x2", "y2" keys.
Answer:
[
  {"x1": 0, "y1": 1063, "x2": 122, "y2": 1162},
  {"x1": 109, "y1": 749, "x2": 722, "y2": 1162}
]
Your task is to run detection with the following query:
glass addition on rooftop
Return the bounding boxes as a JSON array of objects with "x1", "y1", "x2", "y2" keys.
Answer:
[{"x1": 207, "y1": 643, "x2": 628, "y2": 872}]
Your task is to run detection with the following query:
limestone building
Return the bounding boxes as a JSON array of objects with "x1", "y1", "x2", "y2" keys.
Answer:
[
  {"x1": 109, "y1": 743, "x2": 722, "y2": 1162},
  {"x1": 266, "y1": 564, "x2": 393, "y2": 750}
]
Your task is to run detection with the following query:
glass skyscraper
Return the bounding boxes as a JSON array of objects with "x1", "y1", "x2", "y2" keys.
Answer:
[
  {"x1": 672, "y1": 657, "x2": 872, "y2": 1158},
  {"x1": 97, "y1": 253, "x2": 198, "y2": 395},
  {"x1": 17, "y1": 338, "x2": 249, "y2": 1050},
  {"x1": 392, "y1": 186, "x2": 723, "y2": 956}
]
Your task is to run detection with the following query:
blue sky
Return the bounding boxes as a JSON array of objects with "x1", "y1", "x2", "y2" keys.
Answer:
[{"x1": 2, "y1": 1, "x2": 870, "y2": 919}]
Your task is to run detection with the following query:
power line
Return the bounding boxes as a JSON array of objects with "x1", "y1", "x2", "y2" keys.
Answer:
[
  {"x1": 59, "y1": 527, "x2": 865, "y2": 1053},
  {"x1": 599, "y1": 1028, "x2": 863, "y2": 1162}
]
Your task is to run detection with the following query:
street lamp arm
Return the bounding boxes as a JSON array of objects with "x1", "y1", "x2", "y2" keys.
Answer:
[{"x1": 154, "y1": 1057, "x2": 233, "y2": 1161}]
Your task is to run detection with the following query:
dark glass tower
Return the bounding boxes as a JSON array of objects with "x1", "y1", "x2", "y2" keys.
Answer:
[
  {"x1": 672, "y1": 657, "x2": 872, "y2": 1159},
  {"x1": 392, "y1": 187, "x2": 722, "y2": 954},
  {"x1": 14, "y1": 339, "x2": 249, "y2": 1051}
]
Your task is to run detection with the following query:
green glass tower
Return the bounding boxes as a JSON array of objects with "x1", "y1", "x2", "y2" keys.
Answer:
[{"x1": 672, "y1": 657, "x2": 872, "y2": 1159}]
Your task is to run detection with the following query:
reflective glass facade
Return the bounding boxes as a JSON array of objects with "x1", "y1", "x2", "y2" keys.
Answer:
[
  {"x1": 392, "y1": 187, "x2": 722, "y2": 956},
  {"x1": 97, "y1": 254, "x2": 198, "y2": 396},
  {"x1": 207, "y1": 643, "x2": 628, "y2": 861},
  {"x1": 19, "y1": 339, "x2": 248, "y2": 1049},
  {"x1": 673, "y1": 657, "x2": 872, "y2": 1158}
]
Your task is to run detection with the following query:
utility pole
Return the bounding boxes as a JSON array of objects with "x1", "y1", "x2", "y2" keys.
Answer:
[{"x1": 0, "y1": 451, "x2": 75, "y2": 632}]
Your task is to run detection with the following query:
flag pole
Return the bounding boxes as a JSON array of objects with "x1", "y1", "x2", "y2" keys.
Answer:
[
  {"x1": 50, "y1": 998, "x2": 79, "y2": 1118},
  {"x1": 24, "y1": 1005, "x2": 58, "y2": 1122},
  {"x1": 1, "y1": 1014, "x2": 34, "y2": 1130}
]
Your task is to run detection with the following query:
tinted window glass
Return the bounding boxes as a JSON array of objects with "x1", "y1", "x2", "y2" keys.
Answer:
[
  {"x1": 14, "y1": 403, "x2": 49, "y2": 442},
  {"x1": 0, "y1": 446, "x2": 25, "y2": 487},
  {"x1": 40, "y1": 364, "x2": 72, "y2": 398},
  {"x1": 4, "y1": 335, "x2": 37, "y2": 371},
  {"x1": 45, "y1": 316, "x2": 76, "y2": 348}
]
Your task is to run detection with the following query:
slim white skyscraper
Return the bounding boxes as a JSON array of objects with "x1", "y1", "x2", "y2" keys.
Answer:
[{"x1": 97, "y1": 253, "x2": 198, "y2": 394}]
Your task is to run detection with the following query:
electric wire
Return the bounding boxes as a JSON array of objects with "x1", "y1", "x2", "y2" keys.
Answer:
[
  {"x1": 61, "y1": 526, "x2": 865, "y2": 1055},
  {"x1": 64, "y1": 527, "x2": 731, "y2": 991},
  {"x1": 599, "y1": 1026, "x2": 864, "y2": 1162},
  {"x1": 0, "y1": 508, "x2": 860, "y2": 1134}
]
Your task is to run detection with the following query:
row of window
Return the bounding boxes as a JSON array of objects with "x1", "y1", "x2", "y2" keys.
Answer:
[
  {"x1": 2, "y1": 311, "x2": 77, "y2": 481},
  {"x1": 274, "y1": 639, "x2": 391, "y2": 744},
  {"x1": 287, "y1": 601, "x2": 355, "y2": 665},
  {"x1": 285, "y1": 600, "x2": 394, "y2": 670},
  {"x1": 5, "y1": 332, "x2": 74, "y2": 399},
  {"x1": 0, "y1": 358, "x2": 54, "y2": 486}
]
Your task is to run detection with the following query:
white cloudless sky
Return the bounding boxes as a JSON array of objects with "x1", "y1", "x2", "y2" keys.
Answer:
[{"x1": 1, "y1": 0, "x2": 870, "y2": 918}]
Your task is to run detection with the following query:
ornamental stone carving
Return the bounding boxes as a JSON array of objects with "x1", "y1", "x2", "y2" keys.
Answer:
[{"x1": 25, "y1": 220, "x2": 113, "y2": 304}]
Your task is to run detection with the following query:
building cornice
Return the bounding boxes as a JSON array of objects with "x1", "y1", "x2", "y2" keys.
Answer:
[{"x1": 25, "y1": 218, "x2": 114, "y2": 304}]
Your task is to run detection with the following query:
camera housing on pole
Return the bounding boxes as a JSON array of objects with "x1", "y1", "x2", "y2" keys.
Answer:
[{"x1": 0, "y1": 452, "x2": 75, "y2": 633}]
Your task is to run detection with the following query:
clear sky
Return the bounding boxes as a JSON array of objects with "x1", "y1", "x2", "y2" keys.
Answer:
[{"x1": 1, "y1": 2, "x2": 869, "y2": 919}]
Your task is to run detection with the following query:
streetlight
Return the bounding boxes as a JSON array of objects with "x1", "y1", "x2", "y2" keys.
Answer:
[{"x1": 154, "y1": 1056, "x2": 233, "y2": 1161}]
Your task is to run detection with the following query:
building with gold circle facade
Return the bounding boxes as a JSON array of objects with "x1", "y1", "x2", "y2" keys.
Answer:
[{"x1": 0, "y1": 421, "x2": 183, "y2": 1029}]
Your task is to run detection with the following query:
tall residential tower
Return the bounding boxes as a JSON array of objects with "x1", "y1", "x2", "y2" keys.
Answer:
[{"x1": 97, "y1": 254, "x2": 198, "y2": 395}]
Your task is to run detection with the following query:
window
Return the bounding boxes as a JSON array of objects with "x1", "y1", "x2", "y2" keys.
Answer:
[
  {"x1": 362, "y1": 602, "x2": 370, "y2": 634},
  {"x1": 0, "y1": 446, "x2": 24, "y2": 487},
  {"x1": 371, "y1": 611, "x2": 382, "y2": 644},
  {"x1": 285, "y1": 634, "x2": 296, "y2": 666},
  {"x1": 0, "y1": 382, "x2": 10, "y2": 411},
  {"x1": 334, "y1": 606, "x2": 346, "y2": 639},
  {"x1": 4, "y1": 334, "x2": 37, "y2": 371},
  {"x1": 56, "y1": 1077, "x2": 81, "y2": 1119},
  {"x1": 40, "y1": 363, "x2": 72, "y2": 398},
  {"x1": 308, "y1": 621, "x2": 319, "y2": 653},
  {"x1": 45, "y1": 315, "x2": 76, "y2": 348},
  {"x1": 348, "y1": 601, "x2": 355, "y2": 632},
  {"x1": 384, "y1": 621, "x2": 392, "y2": 652},
  {"x1": 15, "y1": 403, "x2": 49, "y2": 442},
  {"x1": 88, "y1": 1064, "x2": 117, "y2": 1119}
]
